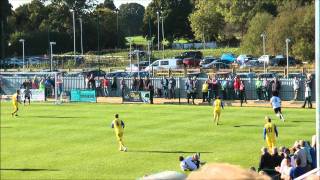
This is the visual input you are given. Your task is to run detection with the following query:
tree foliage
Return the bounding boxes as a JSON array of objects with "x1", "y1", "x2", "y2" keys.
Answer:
[
  {"x1": 189, "y1": 0, "x2": 224, "y2": 42},
  {"x1": 143, "y1": 0, "x2": 194, "y2": 43},
  {"x1": 240, "y1": 12, "x2": 273, "y2": 56},
  {"x1": 119, "y1": 3, "x2": 145, "y2": 36}
]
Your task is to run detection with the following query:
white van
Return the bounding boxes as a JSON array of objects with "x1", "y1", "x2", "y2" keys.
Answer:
[
  {"x1": 144, "y1": 58, "x2": 183, "y2": 71},
  {"x1": 258, "y1": 55, "x2": 275, "y2": 64}
]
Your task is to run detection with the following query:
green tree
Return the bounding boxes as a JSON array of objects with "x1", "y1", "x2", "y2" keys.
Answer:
[
  {"x1": 0, "y1": 0, "x2": 12, "y2": 58},
  {"x1": 119, "y1": 3, "x2": 145, "y2": 36},
  {"x1": 143, "y1": 0, "x2": 194, "y2": 44},
  {"x1": 240, "y1": 12, "x2": 273, "y2": 56},
  {"x1": 189, "y1": 0, "x2": 224, "y2": 42}
]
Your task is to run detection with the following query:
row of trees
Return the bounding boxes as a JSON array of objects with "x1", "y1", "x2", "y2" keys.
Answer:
[{"x1": 0, "y1": 0, "x2": 315, "y2": 62}]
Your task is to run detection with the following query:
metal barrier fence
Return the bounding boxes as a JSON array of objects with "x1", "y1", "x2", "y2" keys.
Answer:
[{"x1": 0, "y1": 75, "x2": 315, "y2": 101}]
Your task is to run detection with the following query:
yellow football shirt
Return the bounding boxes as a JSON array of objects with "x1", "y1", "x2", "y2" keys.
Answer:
[
  {"x1": 112, "y1": 119, "x2": 124, "y2": 134},
  {"x1": 12, "y1": 93, "x2": 18, "y2": 106},
  {"x1": 264, "y1": 122, "x2": 276, "y2": 139},
  {"x1": 214, "y1": 99, "x2": 222, "y2": 111}
]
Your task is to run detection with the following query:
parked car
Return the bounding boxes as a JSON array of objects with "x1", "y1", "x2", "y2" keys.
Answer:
[
  {"x1": 220, "y1": 53, "x2": 236, "y2": 63},
  {"x1": 287, "y1": 73, "x2": 306, "y2": 79},
  {"x1": 128, "y1": 50, "x2": 146, "y2": 58},
  {"x1": 236, "y1": 54, "x2": 254, "y2": 64},
  {"x1": 187, "y1": 72, "x2": 208, "y2": 79},
  {"x1": 201, "y1": 61, "x2": 230, "y2": 69},
  {"x1": 269, "y1": 55, "x2": 297, "y2": 66},
  {"x1": 258, "y1": 55, "x2": 275, "y2": 64},
  {"x1": 177, "y1": 51, "x2": 203, "y2": 59},
  {"x1": 200, "y1": 57, "x2": 218, "y2": 67},
  {"x1": 82, "y1": 69, "x2": 106, "y2": 77},
  {"x1": 125, "y1": 61, "x2": 150, "y2": 72},
  {"x1": 128, "y1": 71, "x2": 150, "y2": 78},
  {"x1": 257, "y1": 72, "x2": 278, "y2": 79},
  {"x1": 105, "y1": 71, "x2": 129, "y2": 78},
  {"x1": 236, "y1": 72, "x2": 257, "y2": 79},
  {"x1": 144, "y1": 58, "x2": 183, "y2": 71},
  {"x1": 239, "y1": 60, "x2": 263, "y2": 68},
  {"x1": 176, "y1": 51, "x2": 203, "y2": 67}
]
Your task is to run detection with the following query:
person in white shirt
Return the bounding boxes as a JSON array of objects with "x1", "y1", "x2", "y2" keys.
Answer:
[
  {"x1": 179, "y1": 154, "x2": 200, "y2": 171},
  {"x1": 270, "y1": 92, "x2": 284, "y2": 121},
  {"x1": 292, "y1": 77, "x2": 300, "y2": 101}
]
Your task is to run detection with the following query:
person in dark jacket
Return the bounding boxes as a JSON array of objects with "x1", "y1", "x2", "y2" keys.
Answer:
[
  {"x1": 271, "y1": 147, "x2": 283, "y2": 168},
  {"x1": 131, "y1": 76, "x2": 138, "y2": 91},
  {"x1": 258, "y1": 147, "x2": 274, "y2": 172},
  {"x1": 168, "y1": 76, "x2": 176, "y2": 99},
  {"x1": 148, "y1": 83, "x2": 154, "y2": 104},
  {"x1": 138, "y1": 77, "x2": 144, "y2": 91},
  {"x1": 270, "y1": 77, "x2": 281, "y2": 97},
  {"x1": 302, "y1": 74, "x2": 313, "y2": 108}
]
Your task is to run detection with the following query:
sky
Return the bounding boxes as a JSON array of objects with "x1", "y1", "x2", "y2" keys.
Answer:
[{"x1": 9, "y1": 0, "x2": 152, "y2": 9}]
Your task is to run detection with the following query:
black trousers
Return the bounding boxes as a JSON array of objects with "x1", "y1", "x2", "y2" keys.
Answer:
[{"x1": 302, "y1": 96, "x2": 312, "y2": 108}]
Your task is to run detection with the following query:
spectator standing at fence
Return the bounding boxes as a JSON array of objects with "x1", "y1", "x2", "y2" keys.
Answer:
[
  {"x1": 271, "y1": 77, "x2": 281, "y2": 97},
  {"x1": 191, "y1": 76, "x2": 198, "y2": 104},
  {"x1": 131, "y1": 76, "x2": 138, "y2": 91},
  {"x1": 220, "y1": 78, "x2": 227, "y2": 100},
  {"x1": 202, "y1": 80, "x2": 209, "y2": 103},
  {"x1": 56, "y1": 75, "x2": 63, "y2": 97},
  {"x1": 207, "y1": 77, "x2": 213, "y2": 103},
  {"x1": 169, "y1": 76, "x2": 176, "y2": 99},
  {"x1": 148, "y1": 82, "x2": 154, "y2": 104},
  {"x1": 23, "y1": 87, "x2": 32, "y2": 105},
  {"x1": 144, "y1": 77, "x2": 151, "y2": 91},
  {"x1": 138, "y1": 77, "x2": 144, "y2": 91},
  {"x1": 31, "y1": 78, "x2": 39, "y2": 89},
  {"x1": 88, "y1": 74, "x2": 96, "y2": 90},
  {"x1": 111, "y1": 76, "x2": 117, "y2": 94},
  {"x1": 161, "y1": 76, "x2": 169, "y2": 98},
  {"x1": 44, "y1": 77, "x2": 52, "y2": 98},
  {"x1": 212, "y1": 77, "x2": 219, "y2": 100},
  {"x1": 233, "y1": 76, "x2": 240, "y2": 99},
  {"x1": 120, "y1": 77, "x2": 126, "y2": 99},
  {"x1": 239, "y1": 81, "x2": 246, "y2": 107},
  {"x1": 102, "y1": 77, "x2": 109, "y2": 96},
  {"x1": 262, "y1": 78, "x2": 269, "y2": 101},
  {"x1": 39, "y1": 78, "x2": 45, "y2": 91},
  {"x1": 302, "y1": 74, "x2": 312, "y2": 108},
  {"x1": 95, "y1": 78, "x2": 102, "y2": 97},
  {"x1": 227, "y1": 78, "x2": 234, "y2": 100},
  {"x1": 185, "y1": 77, "x2": 193, "y2": 104},
  {"x1": 256, "y1": 77, "x2": 263, "y2": 100},
  {"x1": 22, "y1": 80, "x2": 28, "y2": 89},
  {"x1": 292, "y1": 77, "x2": 300, "y2": 101}
]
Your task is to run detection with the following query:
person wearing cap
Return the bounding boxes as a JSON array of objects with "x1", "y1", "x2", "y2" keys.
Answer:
[
  {"x1": 111, "y1": 114, "x2": 127, "y2": 152},
  {"x1": 263, "y1": 116, "x2": 278, "y2": 151},
  {"x1": 179, "y1": 153, "x2": 200, "y2": 171}
]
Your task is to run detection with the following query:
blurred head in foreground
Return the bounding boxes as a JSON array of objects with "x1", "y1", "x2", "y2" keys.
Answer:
[{"x1": 187, "y1": 163, "x2": 270, "y2": 180}]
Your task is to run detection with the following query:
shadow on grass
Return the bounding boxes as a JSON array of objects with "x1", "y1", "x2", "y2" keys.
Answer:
[
  {"x1": 128, "y1": 150, "x2": 213, "y2": 154},
  {"x1": 28, "y1": 115, "x2": 82, "y2": 119},
  {"x1": 0, "y1": 126, "x2": 13, "y2": 128},
  {"x1": 291, "y1": 120, "x2": 314, "y2": 123},
  {"x1": 1, "y1": 168, "x2": 60, "y2": 172},
  {"x1": 233, "y1": 125, "x2": 260, "y2": 128}
]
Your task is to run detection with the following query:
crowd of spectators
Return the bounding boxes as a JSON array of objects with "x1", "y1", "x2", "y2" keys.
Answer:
[
  {"x1": 256, "y1": 135, "x2": 317, "y2": 179},
  {"x1": 19, "y1": 75, "x2": 61, "y2": 100}
]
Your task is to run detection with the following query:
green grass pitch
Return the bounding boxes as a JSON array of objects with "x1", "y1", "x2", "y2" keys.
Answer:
[{"x1": 0, "y1": 102, "x2": 315, "y2": 179}]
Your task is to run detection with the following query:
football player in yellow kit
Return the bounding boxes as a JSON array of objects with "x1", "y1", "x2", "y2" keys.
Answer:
[
  {"x1": 11, "y1": 90, "x2": 21, "y2": 117},
  {"x1": 213, "y1": 96, "x2": 224, "y2": 125},
  {"x1": 111, "y1": 114, "x2": 127, "y2": 152},
  {"x1": 263, "y1": 116, "x2": 279, "y2": 151}
]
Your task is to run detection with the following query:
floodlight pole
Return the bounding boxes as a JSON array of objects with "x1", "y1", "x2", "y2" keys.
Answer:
[
  {"x1": 315, "y1": 0, "x2": 320, "y2": 175},
  {"x1": 157, "y1": 11, "x2": 160, "y2": 51},
  {"x1": 148, "y1": 40, "x2": 151, "y2": 76},
  {"x1": 137, "y1": 52, "x2": 140, "y2": 78},
  {"x1": 19, "y1": 39, "x2": 25, "y2": 72},
  {"x1": 161, "y1": 16, "x2": 165, "y2": 59},
  {"x1": 79, "y1": 17, "x2": 83, "y2": 55},
  {"x1": 286, "y1": 38, "x2": 291, "y2": 78},
  {"x1": 260, "y1": 33, "x2": 266, "y2": 73},
  {"x1": 71, "y1": 9, "x2": 76, "y2": 63},
  {"x1": 50, "y1": 42, "x2": 56, "y2": 72},
  {"x1": 129, "y1": 38, "x2": 132, "y2": 74}
]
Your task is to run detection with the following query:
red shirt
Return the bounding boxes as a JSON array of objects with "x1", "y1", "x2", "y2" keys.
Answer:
[{"x1": 103, "y1": 79, "x2": 109, "y2": 87}]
